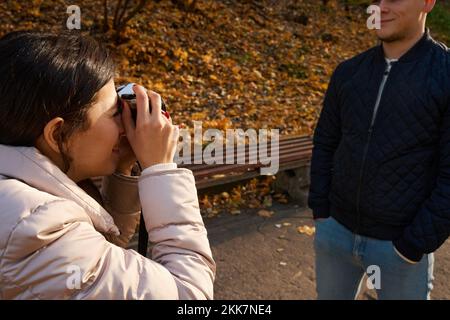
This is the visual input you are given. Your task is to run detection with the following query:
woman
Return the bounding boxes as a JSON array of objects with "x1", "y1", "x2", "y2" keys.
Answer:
[{"x1": 0, "y1": 31, "x2": 215, "y2": 299}]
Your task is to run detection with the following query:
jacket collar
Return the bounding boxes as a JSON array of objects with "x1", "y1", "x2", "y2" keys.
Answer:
[
  {"x1": 0, "y1": 144, "x2": 119, "y2": 235},
  {"x1": 375, "y1": 28, "x2": 434, "y2": 64}
]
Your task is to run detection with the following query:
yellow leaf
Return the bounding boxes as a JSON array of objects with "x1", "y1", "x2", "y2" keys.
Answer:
[
  {"x1": 258, "y1": 210, "x2": 274, "y2": 218},
  {"x1": 297, "y1": 225, "x2": 316, "y2": 236},
  {"x1": 232, "y1": 66, "x2": 241, "y2": 74},
  {"x1": 202, "y1": 53, "x2": 213, "y2": 64},
  {"x1": 152, "y1": 82, "x2": 165, "y2": 92},
  {"x1": 158, "y1": 49, "x2": 167, "y2": 57},
  {"x1": 174, "y1": 48, "x2": 188, "y2": 61},
  {"x1": 221, "y1": 192, "x2": 230, "y2": 199},
  {"x1": 192, "y1": 111, "x2": 208, "y2": 120},
  {"x1": 173, "y1": 61, "x2": 182, "y2": 71},
  {"x1": 253, "y1": 69, "x2": 263, "y2": 79}
]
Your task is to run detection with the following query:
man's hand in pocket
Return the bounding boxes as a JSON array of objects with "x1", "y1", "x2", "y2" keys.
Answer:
[{"x1": 393, "y1": 245, "x2": 419, "y2": 265}]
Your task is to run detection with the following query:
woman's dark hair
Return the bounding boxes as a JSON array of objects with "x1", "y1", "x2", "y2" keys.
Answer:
[{"x1": 0, "y1": 31, "x2": 115, "y2": 172}]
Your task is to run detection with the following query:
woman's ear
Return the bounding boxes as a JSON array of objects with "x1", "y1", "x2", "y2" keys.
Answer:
[
  {"x1": 42, "y1": 117, "x2": 65, "y2": 154},
  {"x1": 423, "y1": 0, "x2": 436, "y2": 13},
  {"x1": 35, "y1": 117, "x2": 71, "y2": 174}
]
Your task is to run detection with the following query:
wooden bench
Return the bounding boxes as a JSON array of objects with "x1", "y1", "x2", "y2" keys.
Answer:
[{"x1": 181, "y1": 134, "x2": 313, "y2": 191}]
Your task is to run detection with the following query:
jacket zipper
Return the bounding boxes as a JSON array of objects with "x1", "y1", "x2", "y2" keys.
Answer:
[{"x1": 355, "y1": 60, "x2": 394, "y2": 233}]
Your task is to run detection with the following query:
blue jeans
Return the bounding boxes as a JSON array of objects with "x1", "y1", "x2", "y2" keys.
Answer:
[{"x1": 314, "y1": 217, "x2": 434, "y2": 300}]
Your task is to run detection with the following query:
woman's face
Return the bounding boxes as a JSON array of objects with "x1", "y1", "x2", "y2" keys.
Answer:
[{"x1": 66, "y1": 79, "x2": 124, "y2": 181}]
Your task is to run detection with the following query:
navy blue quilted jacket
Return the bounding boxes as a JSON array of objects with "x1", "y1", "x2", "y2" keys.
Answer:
[{"x1": 308, "y1": 30, "x2": 450, "y2": 262}]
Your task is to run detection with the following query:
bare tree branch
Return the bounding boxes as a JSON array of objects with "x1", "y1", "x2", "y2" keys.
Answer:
[
  {"x1": 113, "y1": 0, "x2": 124, "y2": 29},
  {"x1": 118, "y1": 0, "x2": 132, "y2": 27},
  {"x1": 103, "y1": 0, "x2": 110, "y2": 32},
  {"x1": 119, "y1": 0, "x2": 148, "y2": 31}
]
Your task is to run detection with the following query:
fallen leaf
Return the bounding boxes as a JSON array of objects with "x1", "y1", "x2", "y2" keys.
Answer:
[
  {"x1": 202, "y1": 53, "x2": 213, "y2": 64},
  {"x1": 221, "y1": 192, "x2": 230, "y2": 199},
  {"x1": 257, "y1": 209, "x2": 274, "y2": 218},
  {"x1": 297, "y1": 225, "x2": 316, "y2": 236},
  {"x1": 292, "y1": 271, "x2": 303, "y2": 280},
  {"x1": 253, "y1": 69, "x2": 263, "y2": 79}
]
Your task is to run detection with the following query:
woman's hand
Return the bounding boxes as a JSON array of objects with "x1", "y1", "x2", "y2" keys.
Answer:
[
  {"x1": 121, "y1": 85, "x2": 179, "y2": 170},
  {"x1": 115, "y1": 135, "x2": 137, "y2": 175}
]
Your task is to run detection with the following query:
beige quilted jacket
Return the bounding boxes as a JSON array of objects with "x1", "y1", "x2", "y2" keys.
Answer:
[{"x1": 0, "y1": 144, "x2": 215, "y2": 299}]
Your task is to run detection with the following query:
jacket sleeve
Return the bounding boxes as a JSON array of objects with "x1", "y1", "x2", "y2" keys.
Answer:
[
  {"x1": 100, "y1": 173, "x2": 141, "y2": 248},
  {"x1": 393, "y1": 101, "x2": 450, "y2": 262},
  {"x1": 2, "y1": 166, "x2": 215, "y2": 300},
  {"x1": 308, "y1": 65, "x2": 343, "y2": 219}
]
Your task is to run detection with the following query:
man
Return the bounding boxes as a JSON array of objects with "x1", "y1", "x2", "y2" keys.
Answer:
[{"x1": 308, "y1": 0, "x2": 449, "y2": 300}]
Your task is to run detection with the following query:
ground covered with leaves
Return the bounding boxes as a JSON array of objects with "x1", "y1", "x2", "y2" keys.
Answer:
[{"x1": 0, "y1": 0, "x2": 378, "y2": 135}]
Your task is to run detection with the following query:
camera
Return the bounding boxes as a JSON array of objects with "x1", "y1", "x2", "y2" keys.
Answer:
[{"x1": 116, "y1": 83, "x2": 170, "y2": 122}]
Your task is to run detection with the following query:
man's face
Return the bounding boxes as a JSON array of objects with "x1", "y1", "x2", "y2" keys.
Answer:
[{"x1": 373, "y1": 0, "x2": 431, "y2": 42}]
